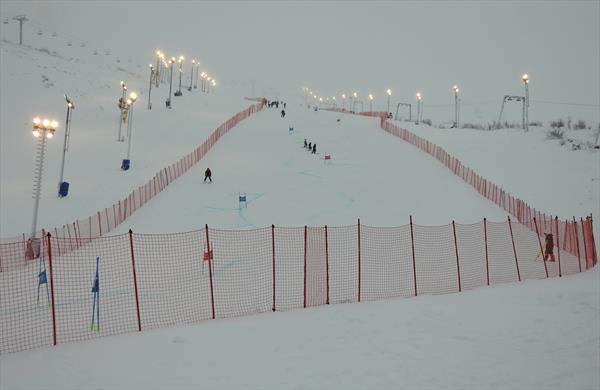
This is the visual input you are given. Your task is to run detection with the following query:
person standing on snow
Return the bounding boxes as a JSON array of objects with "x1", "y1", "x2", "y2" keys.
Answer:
[
  {"x1": 304, "y1": 139, "x2": 308, "y2": 148},
  {"x1": 312, "y1": 143, "x2": 316, "y2": 154},
  {"x1": 204, "y1": 168, "x2": 212, "y2": 183},
  {"x1": 281, "y1": 109, "x2": 286, "y2": 118},
  {"x1": 544, "y1": 233, "x2": 555, "y2": 262}
]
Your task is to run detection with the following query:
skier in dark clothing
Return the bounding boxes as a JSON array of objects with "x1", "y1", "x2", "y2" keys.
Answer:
[
  {"x1": 308, "y1": 142, "x2": 312, "y2": 150},
  {"x1": 312, "y1": 143, "x2": 316, "y2": 154},
  {"x1": 281, "y1": 110, "x2": 285, "y2": 118},
  {"x1": 204, "y1": 168, "x2": 212, "y2": 183},
  {"x1": 304, "y1": 139, "x2": 308, "y2": 148},
  {"x1": 283, "y1": 102, "x2": 286, "y2": 109},
  {"x1": 544, "y1": 233, "x2": 555, "y2": 262}
]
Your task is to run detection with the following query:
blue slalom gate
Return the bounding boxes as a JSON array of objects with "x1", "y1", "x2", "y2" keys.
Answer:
[{"x1": 36, "y1": 253, "x2": 50, "y2": 305}]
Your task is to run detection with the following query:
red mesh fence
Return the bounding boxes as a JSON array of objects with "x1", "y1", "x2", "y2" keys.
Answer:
[
  {"x1": 209, "y1": 226, "x2": 272, "y2": 319},
  {"x1": 133, "y1": 231, "x2": 212, "y2": 330},
  {"x1": 272, "y1": 227, "x2": 304, "y2": 311},
  {"x1": 327, "y1": 224, "x2": 359, "y2": 305},
  {"x1": 306, "y1": 227, "x2": 328, "y2": 308},
  {"x1": 361, "y1": 224, "x2": 415, "y2": 300},
  {"x1": 0, "y1": 218, "x2": 595, "y2": 354}
]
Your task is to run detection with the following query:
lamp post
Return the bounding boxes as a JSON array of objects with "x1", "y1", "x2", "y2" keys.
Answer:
[
  {"x1": 452, "y1": 85, "x2": 460, "y2": 128},
  {"x1": 148, "y1": 64, "x2": 154, "y2": 110},
  {"x1": 332, "y1": 96, "x2": 336, "y2": 107},
  {"x1": 155, "y1": 51, "x2": 161, "y2": 87},
  {"x1": 194, "y1": 62, "x2": 200, "y2": 88},
  {"x1": 121, "y1": 92, "x2": 137, "y2": 170},
  {"x1": 342, "y1": 94, "x2": 346, "y2": 110},
  {"x1": 416, "y1": 92, "x2": 422, "y2": 124},
  {"x1": 174, "y1": 55, "x2": 184, "y2": 96},
  {"x1": 188, "y1": 59, "x2": 196, "y2": 92},
  {"x1": 117, "y1": 81, "x2": 127, "y2": 141},
  {"x1": 352, "y1": 92, "x2": 358, "y2": 112},
  {"x1": 166, "y1": 58, "x2": 174, "y2": 108},
  {"x1": 386, "y1": 88, "x2": 392, "y2": 114},
  {"x1": 160, "y1": 58, "x2": 167, "y2": 84},
  {"x1": 58, "y1": 96, "x2": 74, "y2": 197},
  {"x1": 522, "y1": 73, "x2": 529, "y2": 131},
  {"x1": 368, "y1": 94, "x2": 374, "y2": 112},
  {"x1": 31, "y1": 117, "x2": 58, "y2": 238}
]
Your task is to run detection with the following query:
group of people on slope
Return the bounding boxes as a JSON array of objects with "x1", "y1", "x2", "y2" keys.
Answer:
[{"x1": 304, "y1": 139, "x2": 317, "y2": 154}]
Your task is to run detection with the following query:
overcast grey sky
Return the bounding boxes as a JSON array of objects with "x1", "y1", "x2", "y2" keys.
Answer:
[{"x1": 1, "y1": 0, "x2": 599, "y2": 123}]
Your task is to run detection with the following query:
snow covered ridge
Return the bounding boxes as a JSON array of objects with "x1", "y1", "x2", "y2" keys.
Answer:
[
  {"x1": 0, "y1": 218, "x2": 595, "y2": 355},
  {"x1": 323, "y1": 108, "x2": 598, "y2": 263}
]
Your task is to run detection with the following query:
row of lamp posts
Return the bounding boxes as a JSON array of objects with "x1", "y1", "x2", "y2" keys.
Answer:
[
  {"x1": 305, "y1": 73, "x2": 529, "y2": 128},
  {"x1": 27, "y1": 49, "x2": 219, "y2": 244}
]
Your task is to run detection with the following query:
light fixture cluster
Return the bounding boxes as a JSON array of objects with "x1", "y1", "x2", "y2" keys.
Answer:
[{"x1": 32, "y1": 117, "x2": 58, "y2": 139}]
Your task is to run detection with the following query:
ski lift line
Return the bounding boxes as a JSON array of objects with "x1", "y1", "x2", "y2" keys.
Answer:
[
  {"x1": 530, "y1": 100, "x2": 600, "y2": 108},
  {"x1": 25, "y1": 16, "x2": 128, "y2": 59}
]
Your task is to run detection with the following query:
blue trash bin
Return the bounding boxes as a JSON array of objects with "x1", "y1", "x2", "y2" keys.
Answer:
[{"x1": 58, "y1": 181, "x2": 69, "y2": 197}]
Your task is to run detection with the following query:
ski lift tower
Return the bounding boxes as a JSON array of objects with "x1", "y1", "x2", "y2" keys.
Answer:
[
  {"x1": 497, "y1": 95, "x2": 526, "y2": 130},
  {"x1": 12, "y1": 15, "x2": 28, "y2": 45}
]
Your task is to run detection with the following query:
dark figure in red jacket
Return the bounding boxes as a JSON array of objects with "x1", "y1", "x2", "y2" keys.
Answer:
[{"x1": 544, "y1": 233, "x2": 555, "y2": 262}]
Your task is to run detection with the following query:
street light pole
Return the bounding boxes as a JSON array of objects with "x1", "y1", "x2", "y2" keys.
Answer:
[
  {"x1": 368, "y1": 94, "x2": 373, "y2": 111},
  {"x1": 117, "y1": 81, "x2": 127, "y2": 141},
  {"x1": 342, "y1": 94, "x2": 346, "y2": 110},
  {"x1": 31, "y1": 117, "x2": 58, "y2": 238},
  {"x1": 416, "y1": 92, "x2": 422, "y2": 124},
  {"x1": 175, "y1": 56, "x2": 184, "y2": 96},
  {"x1": 188, "y1": 59, "x2": 195, "y2": 91},
  {"x1": 58, "y1": 96, "x2": 74, "y2": 197},
  {"x1": 148, "y1": 64, "x2": 154, "y2": 110},
  {"x1": 166, "y1": 58, "x2": 174, "y2": 108},
  {"x1": 194, "y1": 62, "x2": 200, "y2": 88},
  {"x1": 121, "y1": 92, "x2": 137, "y2": 170},
  {"x1": 386, "y1": 88, "x2": 392, "y2": 115},
  {"x1": 522, "y1": 73, "x2": 529, "y2": 131},
  {"x1": 352, "y1": 92, "x2": 358, "y2": 112},
  {"x1": 12, "y1": 15, "x2": 28, "y2": 45},
  {"x1": 453, "y1": 85, "x2": 460, "y2": 128},
  {"x1": 155, "y1": 51, "x2": 162, "y2": 88}
]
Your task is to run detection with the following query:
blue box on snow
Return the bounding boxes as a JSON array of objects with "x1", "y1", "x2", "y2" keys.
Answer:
[
  {"x1": 58, "y1": 181, "x2": 69, "y2": 197},
  {"x1": 121, "y1": 159, "x2": 130, "y2": 171}
]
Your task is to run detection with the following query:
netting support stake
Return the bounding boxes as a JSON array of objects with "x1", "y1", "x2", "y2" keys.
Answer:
[
  {"x1": 46, "y1": 232, "x2": 57, "y2": 346},
  {"x1": 205, "y1": 224, "x2": 216, "y2": 319},
  {"x1": 129, "y1": 230, "x2": 142, "y2": 331},
  {"x1": 533, "y1": 217, "x2": 549, "y2": 278},
  {"x1": 271, "y1": 224, "x2": 276, "y2": 312},
  {"x1": 409, "y1": 216, "x2": 418, "y2": 296},
  {"x1": 325, "y1": 225, "x2": 330, "y2": 305},
  {"x1": 357, "y1": 218, "x2": 361, "y2": 303},
  {"x1": 452, "y1": 221, "x2": 462, "y2": 292},
  {"x1": 555, "y1": 217, "x2": 562, "y2": 277},
  {"x1": 508, "y1": 216, "x2": 521, "y2": 282}
]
